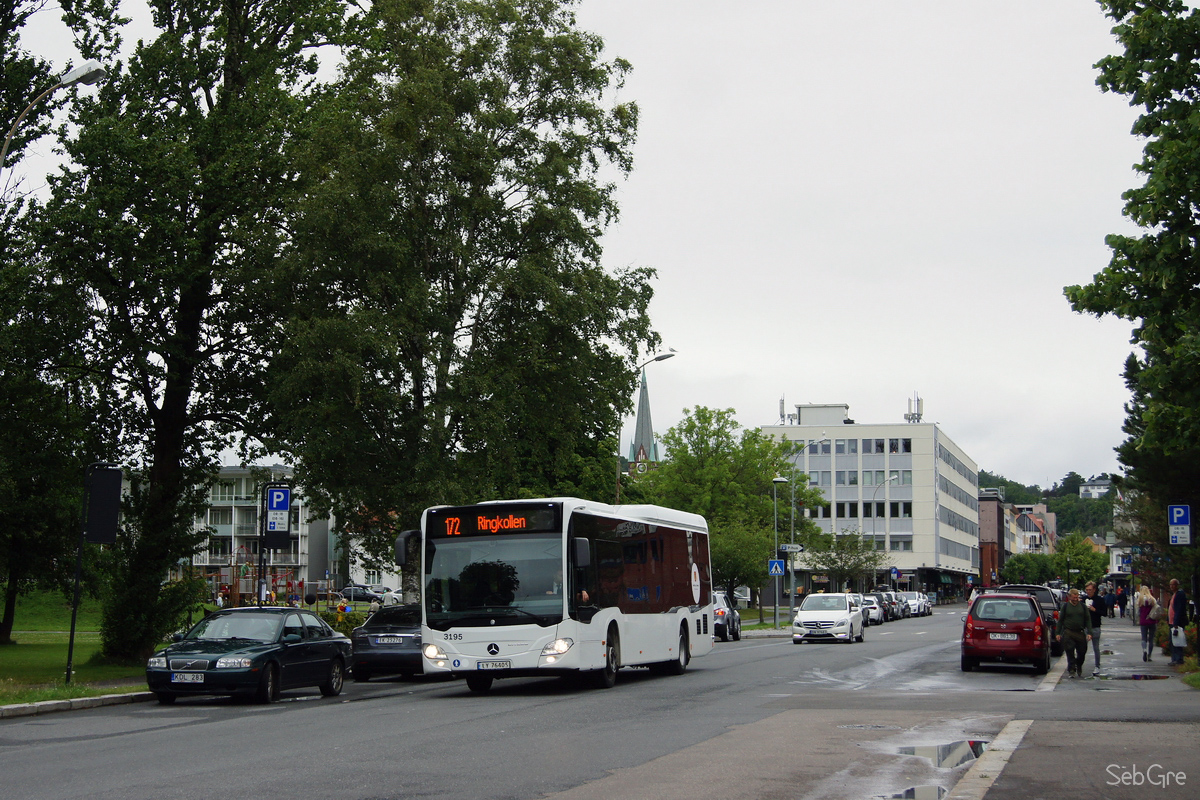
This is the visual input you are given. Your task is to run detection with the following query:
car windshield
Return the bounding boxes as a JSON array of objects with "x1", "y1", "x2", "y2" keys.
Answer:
[
  {"x1": 800, "y1": 595, "x2": 848, "y2": 612},
  {"x1": 973, "y1": 599, "x2": 1036, "y2": 622},
  {"x1": 187, "y1": 612, "x2": 281, "y2": 642},
  {"x1": 901, "y1": 592, "x2": 920, "y2": 600},
  {"x1": 425, "y1": 533, "x2": 565, "y2": 628}
]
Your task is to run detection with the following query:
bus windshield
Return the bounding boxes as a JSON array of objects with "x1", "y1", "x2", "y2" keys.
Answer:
[{"x1": 425, "y1": 532, "x2": 565, "y2": 629}]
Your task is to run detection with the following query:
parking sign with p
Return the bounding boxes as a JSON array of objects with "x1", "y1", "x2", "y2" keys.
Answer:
[{"x1": 1168, "y1": 504, "x2": 1191, "y2": 546}]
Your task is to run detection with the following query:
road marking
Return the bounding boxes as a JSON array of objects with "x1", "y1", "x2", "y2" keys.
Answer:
[
  {"x1": 877, "y1": 631, "x2": 895, "y2": 635},
  {"x1": 946, "y1": 718, "x2": 1033, "y2": 800},
  {"x1": 1037, "y1": 652, "x2": 1068, "y2": 691},
  {"x1": 913, "y1": 631, "x2": 927, "y2": 635}
]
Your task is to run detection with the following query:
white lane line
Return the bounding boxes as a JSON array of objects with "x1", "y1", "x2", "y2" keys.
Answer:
[
  {"x1": 913, "y1": 631, "x2": 928, "y2": 635},
  {"x1": 946, "y1": 719, "x2": 1034, "y2": 800}
]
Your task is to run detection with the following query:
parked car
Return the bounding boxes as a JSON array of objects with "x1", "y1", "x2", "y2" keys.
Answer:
[
  {"x1": 350, "y1": 604, "x2": 422, "y2": 681},
  {"x1": 868, "y1": 592, "x2": 892, "y2": 622},
  {"x1": 861, "y1": 595, "x2": 885, "y2": 626},
  {"x1": 367, "y1": 585, "x2": 393, "y2": 596},
  {"x1": 713, "y1": 591, "x2": 742, "y2": 641},
  {"x1": 341, "y1": 585, "x2": 384, "y2": 604},
  {"x1": 880, "y1": 591, "x2": 907, "y2": 619},
  {"x1": 961, "y1": 592, "x2": 1051, "y2": 674},
  {"x1": 792, "y1": 593, "x2": 865, "y2": 644},
  {"x1": 848, "y1": 593, "x2": 871, "y2": 627},
  {"x1": 996, "y1": 584, "x2": 1063, "y2": 656},
  {"x1": 900, "y1": 591, "x2": 931, "y2": 617},
  {"x1": 146, "y1": 607, "x2": 351, "y2": 704}
]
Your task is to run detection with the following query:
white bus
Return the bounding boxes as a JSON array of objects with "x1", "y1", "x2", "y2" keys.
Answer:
[{"x1": 398, "y1": 498, "x2": 714, "y2": 692}]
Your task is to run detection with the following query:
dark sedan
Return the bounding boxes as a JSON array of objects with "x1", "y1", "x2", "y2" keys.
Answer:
[
  {"x1": 146, "y1": 607, "x2": 351, "y2": 704},
  {"x1": 351, "y1": 604, "x2": 423, "y2": 681}
]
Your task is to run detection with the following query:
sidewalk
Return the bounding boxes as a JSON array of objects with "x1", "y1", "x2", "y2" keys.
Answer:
[{"x1": 949, "y1": 620, "x2": 1199, "y2": 800}]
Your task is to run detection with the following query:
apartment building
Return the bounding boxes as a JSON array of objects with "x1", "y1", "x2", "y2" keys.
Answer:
[{"x1": 761, "y1": 403, "x2": 980, "y2": 597}]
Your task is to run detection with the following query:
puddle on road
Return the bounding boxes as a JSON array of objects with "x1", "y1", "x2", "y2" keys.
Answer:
[
  {"x1": 839, "y1": 724, "x2": 903, "y2": 730},
  {"x1": 1096, "y1": 674, "x2": 1171, "y2": 681},
  {"x1": 877, "y1": 787, "x2": 947, "y2": 800},
  {"x1": 897, "y1": 740, "x2": 988, "y2": 769}
]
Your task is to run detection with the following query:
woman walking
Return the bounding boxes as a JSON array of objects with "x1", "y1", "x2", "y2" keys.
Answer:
[{"x1": 1136, "y1": 584, "x2": 1158, "y2": 662}]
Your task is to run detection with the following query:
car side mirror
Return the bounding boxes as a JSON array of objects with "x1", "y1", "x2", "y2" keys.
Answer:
[
  {"x1": 283, "y1": 633, "x2": 302, "y2": 644},
  {"x1": 960, "y1": 615, "x2": 967, "y2": 622},
  {"x1": 172, "y1": 633, "x2": 184, "y2": 642}
]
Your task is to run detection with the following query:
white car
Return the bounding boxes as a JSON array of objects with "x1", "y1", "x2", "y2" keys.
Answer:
[
  {"x1": 899, "y1": 590, "x2": 930, "y2": 617},
  {"x1": 861, "y1": 595, "x2": 885, "y2": 625},
  {"x1": 792, "y1": 593, "x2": 865, "y2": 644}
]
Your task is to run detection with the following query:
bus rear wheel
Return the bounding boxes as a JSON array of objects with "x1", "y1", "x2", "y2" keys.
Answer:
[
  {"x1": 664, "y1": 626, "x2": 690, "y2": 675},
  {"x1": 465, "y1": 674, "x2": 493, "y2": 693}
]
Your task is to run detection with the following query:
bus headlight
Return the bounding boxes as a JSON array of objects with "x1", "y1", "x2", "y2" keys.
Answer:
[
  {"x1": 541, "y1": 638, "x2": 574, "y2": 656},
  {"x1": 423, "y1": 643, "x2": 447, "y2": 660}
]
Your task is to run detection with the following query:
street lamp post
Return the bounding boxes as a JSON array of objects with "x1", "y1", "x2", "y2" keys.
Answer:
[
  {"x1": 616, "y1": 350, "x2": 676, "y2": 503},
  {"x1": 773, "y1": 475, "x2": 788, "y2": 628},
  {"x1": 1, "y1": 60, "x2": 106, "y2": 176},
  {"x1": 872, "y1": 474, "x2": 899, "y2": 589}
]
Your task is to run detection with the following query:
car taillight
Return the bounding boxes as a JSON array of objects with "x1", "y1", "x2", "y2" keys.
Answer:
[
  {"x1": 715, "y1": 608, "x2": 726, "y2": 618},
  {"x1": 964, "y1": 614, "x2": 975, "y2": 635}
]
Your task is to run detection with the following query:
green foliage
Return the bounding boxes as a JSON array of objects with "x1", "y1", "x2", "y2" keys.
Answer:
[
  {"x1": 800, "y1": 527, "x2": 893, "y2": 591},
  {"x1": 1051, "y1": 533, "x2": 1110, "y2": 589},
  {"x1": 639, "y1": 407, "x2": 826, "y2": 592},
  {"x1": 1044, "y1": 492, "x2": 1116, "y2": 537},
  {"x1": 977, "y1": 471, "x2": 1043, "y2": 505},
  {"x1": 1064, "y1": 1, "x2": 1200, "y2": 583},
  {"x1": 998, "y1": 553, "x2": 1056, "y2": 586},
  {"x1": 318, "y1": 611, "x2": 367, "y2": 638},
  {"x1": 260, "y1": 0, "x2": 650, "y2": 574}
]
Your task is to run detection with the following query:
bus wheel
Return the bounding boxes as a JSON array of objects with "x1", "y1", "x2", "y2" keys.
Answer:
[
  {"x1": 594, "y1": 628, "x2": 620, "y2": 689},
  {"x1": 665, "y1": 626, "x2": 690, "y2": 675},
  {"x1": 465, "y1": 674, "x2": 493, "y2": 693}
]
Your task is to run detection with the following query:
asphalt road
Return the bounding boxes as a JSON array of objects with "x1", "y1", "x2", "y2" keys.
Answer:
[{"x1": 2, "y1": 607, "x2": 1197, "y2": 800}]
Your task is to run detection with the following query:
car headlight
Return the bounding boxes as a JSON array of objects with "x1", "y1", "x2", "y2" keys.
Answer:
[
  {"x1": 541, "y1": 638, "x2": 574, "y2": 656},
  {"x1": 216, "y1": 656, "x2": 253, "y2": 669},
  {"x1": 423, "y1": 643, "x2": 447, "y2": 659},
  {"x1": 147, "y1": 656, "x2": 166, "y2": 669},
  {"x1": 835, "y1": 618, "x2": 849, "y2": 627}
]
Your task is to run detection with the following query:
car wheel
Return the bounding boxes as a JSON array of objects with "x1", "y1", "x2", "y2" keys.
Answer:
[
  {"x1": 155, "y1": 692, "x2": 176, "y2": 705},
  {"x1": 593, "y1": 627, "x2": 620, "y2": 689},
  {"x1": 719, "y1": 625, "x2": 729, "y2": 643},
  {"x1": 256, "y1": 662, "x2": 279, "y2": 704},
  {"x1": 320, "y1": 658, "x2": 345, "y2": 697},
  {"x1": 465, "y1": 674, "x2": 493, "y2": 693},
  {"x1": 856, "y1": 623, "x2": 865, "y2": 643},
  {"x1": 961, "y1": 654, "x2": 976, "y2": 672},
  {"x1": 352, "y1": 666, "x2": 372, "y2": 683},
  {"x1": 1034, "y1": 650, "x2": 1050, "y2": 675},
  {"x1": 732, "y1": 620, "x2": 741, "y2": 641}
]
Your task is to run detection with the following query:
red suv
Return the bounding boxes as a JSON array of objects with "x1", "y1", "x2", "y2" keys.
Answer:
[{"x1": 961, "y1": 592, "x2": 1051, "y2": 674}]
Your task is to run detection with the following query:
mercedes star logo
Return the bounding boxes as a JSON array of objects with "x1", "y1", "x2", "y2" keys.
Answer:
[{"x1": 487, "y1": 643, "x2": 500, "y2": 655}]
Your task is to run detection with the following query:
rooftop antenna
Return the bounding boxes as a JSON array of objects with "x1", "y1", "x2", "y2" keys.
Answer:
[
  {"x1": 904, "y1": 392, "x2": 923, "y2": 423},
  {"x1": 779, "y1": 395, "x2": 786, "y2": 424}
]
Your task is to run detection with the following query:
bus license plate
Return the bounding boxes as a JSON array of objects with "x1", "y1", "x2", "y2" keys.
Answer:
[
  {"x1": 477, "y1": 660, "x2": 510, "y2": 670},
  {"x1": 171, "y1": 672, "x2": 204, "y2": 683},
  {"x1": 989, "y1": 633, "x2": 1018, "y2": 641}
]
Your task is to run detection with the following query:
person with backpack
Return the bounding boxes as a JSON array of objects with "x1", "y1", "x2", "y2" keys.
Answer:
[{"x1": 1137, "y1": 583, "x2": 1160, "y2": 662}]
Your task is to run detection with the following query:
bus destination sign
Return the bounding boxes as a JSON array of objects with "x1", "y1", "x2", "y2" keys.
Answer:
[{"x1": 426, "y1": 503, "x2": 561, "y2": 538}]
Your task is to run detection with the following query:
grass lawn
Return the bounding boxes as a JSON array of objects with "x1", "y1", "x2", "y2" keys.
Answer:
[{"x1": 1, "y1": 591, "x2": 148, "y2": 705}]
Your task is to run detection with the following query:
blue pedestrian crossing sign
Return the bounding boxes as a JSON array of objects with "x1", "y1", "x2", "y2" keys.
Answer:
[{"x1": 768, "y1": 559, "x2": 785, "y2": 576}]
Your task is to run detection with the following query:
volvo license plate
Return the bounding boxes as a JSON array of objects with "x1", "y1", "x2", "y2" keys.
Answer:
[{"x1": 171, "y1": 672, "x2": 204, "y2": 683}]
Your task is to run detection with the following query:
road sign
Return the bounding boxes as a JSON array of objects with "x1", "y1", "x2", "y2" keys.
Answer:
[
  {"x1": 267, "y1": 486, "x2": 290, "y2": 531},
  {"x1": 768, "y1": 559, "x2": 785, "y2": 576},
  {"x1": 1168, "y1": 504, "x2": 1191, "y2": 545},
  {"x1": 890, "y1": 566, "x2": 900, "y2": 580},
  {"x1": 780, "y1": 544, "x2": 804, "y2": 553}
]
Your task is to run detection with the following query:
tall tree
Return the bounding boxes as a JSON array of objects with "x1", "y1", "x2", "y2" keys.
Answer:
[
  {"x1": 1064, "y1": 0, "x2": 1200, "y2": 584},
  {"x1": 260, "y1": 0, "x2": 650, "y2": 573},
  {"x1": 31, "y1": 0, "x2": 349, "y2": 662}
]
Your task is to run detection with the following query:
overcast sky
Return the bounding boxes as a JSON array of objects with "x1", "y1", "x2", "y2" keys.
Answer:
[
  {"x1": 19, "y1": 2, "x2": 1143, "y2": 489},
  {"x1": 576, "y1": 1, "x2": 1143, "y2": 488}
]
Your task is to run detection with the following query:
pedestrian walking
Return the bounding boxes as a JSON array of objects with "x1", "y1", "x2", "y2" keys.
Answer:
[
  {"x1": 1057, "y1": 588, "x2": 1094, "y2": 679},
  {"x1": 1105, "y1": 587, "x2": 1117, "y2": 618},
  {"x1": 1117, "y1": 586, "x2": 1128, "y2": 619},
  {"x1": 1084, "y1": 581, "x2": 1105, "y2": 676},
  {"x1": 1137, "y1": 584, "x2": 1159, "y2": 661},
  {"x1": 1166, "y1": 578, "x2": 1190, "y2": 665}
]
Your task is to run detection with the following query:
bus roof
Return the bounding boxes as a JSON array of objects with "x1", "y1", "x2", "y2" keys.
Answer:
[{"x1": 447, "y1": 497, "x2": 709, "y2": 533}]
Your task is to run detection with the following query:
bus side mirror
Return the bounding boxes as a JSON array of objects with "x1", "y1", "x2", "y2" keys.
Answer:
[
  {"x1": 395, "y1": 530, "x2": 418, "y2": 566},
  {"x1": 574, "y1": 538, "x2": 591, "y2": 569}
]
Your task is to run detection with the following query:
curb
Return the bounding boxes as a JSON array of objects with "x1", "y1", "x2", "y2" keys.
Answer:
[{"x1": 0, "y1": 691, "x2": 154, "y2": 719}]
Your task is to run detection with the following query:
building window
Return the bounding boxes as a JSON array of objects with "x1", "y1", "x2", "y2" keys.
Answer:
[
  {"x1": 901, "y1": 470, "x2": 912, "y2": 485},
  {"x1": 901, "y1": 438, "x2": 912, "y2": 453},
  {"x1": 836, "y1": 501, "x2": 859, "y2": 518},
  {"x1": 890, "y1": 539, "x2": 913, "y2": 551},
  {"x1": 873, "y1": 538, "x2": 887, "y2": 551},
  {"x1": 208, "y1": 507, "x2": 232, "y2": 526},
  {"x1": 890, "y1": 501, "x2": 913, "y2": 518},
  {"x1": 211, "y1": 481, "x2": 234, "y2": 502},
  {"x1": 836, "y1": 471, "x2": 846, "y2": 486},
  {"x1": 862, "y1": 471, "x2": 874, "y2": 487},
  {"x1": 848, "y1": 471, "x2": 859, "y2": 486},
  {"x1": 889, "y1": 438, "x2": 900, "y2": 454},
  {"x1": 835, "y1": 439, "x2": 846, "y2": 454},
  {"x1": 364, "y1": 570, "x2": 381, "y2": 585},
  {"x1": 847, "y1": 439, "x2": 858, "y2": 454},
  {"x1": 820, "y1": 471, "x2": 831, "y2": 486},
  {"x1": 809, "y1": 472, "x2": 819, "y2": 486}
]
